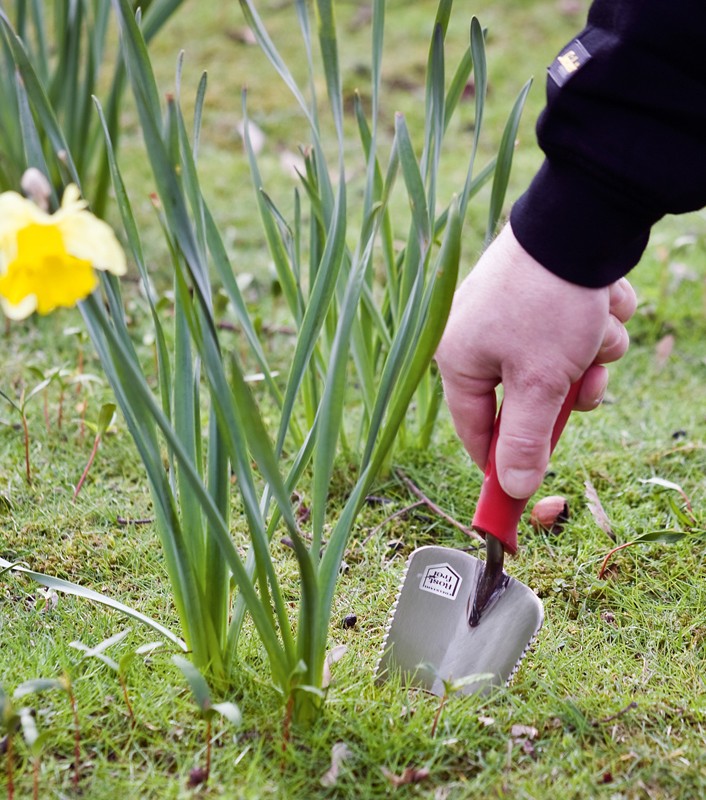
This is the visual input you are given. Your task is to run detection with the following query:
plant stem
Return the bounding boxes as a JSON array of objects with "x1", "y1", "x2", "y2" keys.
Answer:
[
  {"x1": 598, "y1": 541, "x2": 637, "y2": 579},
  {"x1": 68, "y1": 687, "x2": 80, "y2": 790},
  {"x1": 21, "y1": 412, "x2": 31, "y2": 485},
  {"x1": 73, "y1": 433, "x2": 101, "y2": 502},
  {"x1": 205, "y1": 717, "x2": 212, "y2": 784},
  {"x1": 430, "y1": 693, "x2": 448, "y2": 738},
  {"x1": 119, "y1": 675, "x2": 135, "y2": 727},
  {"x1": 43, "y1": 390, "x2": 50, "y2": 432},
  {"x1": 33, "y1": 755, "x2": 39, "y2": 800},
  {"x1": 7, "y1": 734, "x2": 14, "y2": 800},
  {"x1": 57, "y1": 387, "x2": 64, "y2": 430},
  {"x1": 79, "y1": 398, "x2": 87, "y2": 442},
  {"x1": 282, "y1": 693, "x2": 294, "y2": 755}
]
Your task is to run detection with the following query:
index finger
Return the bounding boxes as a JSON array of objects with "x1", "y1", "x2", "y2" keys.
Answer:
[{"x1": 441, "y1": 377, "x2": 498, "y2": 470}]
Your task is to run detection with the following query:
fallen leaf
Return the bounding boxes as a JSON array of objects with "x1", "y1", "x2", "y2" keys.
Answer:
[
  {"x1": 227, "y1": 26, "x2": 257, "y2": 45},
  {"x1": 654, "y1": 334, "x2": 674, "y2": 370},
  {"x1": 381, "y1": 766, "x2": 430, "y2": 788},
  {"x1": 279, "y1": 149, "x2": 306, "y2": 179},
  {"x1": 237, "y1": 119, "x2": 265, "y2": 154},
  {"x1": 322, "y1": 644, "x2": 347, "y2": 688},
  {"x1": 511, "y1": 724, "x2": 538, "y2": 740},
  {"x1": 320, "y1": 741, "x2": 352, "y2": 787},
  {"x1": 640, "y1": 476, "x2": 688, "y2": 499},
  {"x1": 478, "y1": 715, "x2": 495, "y2": 727},
  {"x1": 640, "y1": 476, "x2": 695, "y2": 521},
  {"x1": 584, "y1": 481, "x2": 616, "y2": 541},
  {"x1": 521, "y1": 739, "x2": 537, "y2": 758}
]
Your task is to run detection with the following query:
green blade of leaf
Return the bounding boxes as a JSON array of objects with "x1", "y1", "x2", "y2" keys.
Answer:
[
  {"x1": 1, "y1": 556, "x2": 186, "y2": 651},
  {"x1": 172, "y1": 654, "x2": 211, "y2": 714}
]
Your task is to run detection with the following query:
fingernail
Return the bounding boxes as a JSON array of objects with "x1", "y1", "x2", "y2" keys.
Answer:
[
  {"x1": 594, "y1": 372, "x2": 609, "y2": 407},
  {"x1": 502, "y1": 468, "x2": 540, "y2": 499}
]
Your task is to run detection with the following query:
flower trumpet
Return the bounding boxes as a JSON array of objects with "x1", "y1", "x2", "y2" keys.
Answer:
[{"x1": 0, "y1": 181, "x2": 126, "y2": 320}]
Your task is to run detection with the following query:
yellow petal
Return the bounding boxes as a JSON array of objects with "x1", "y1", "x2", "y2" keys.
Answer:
[
  {"x1": 0, "y1": 293, "x2": 38, "y2": 320},
  {"x1": 59, "y1": 183, "x2": 86, "y2": 211},
  {"x1": 58, "y1": 211, "x2": 127, "y2": 276},
  {"x1": 0, "y1": 191, "x2": 48, "y2": 272}
]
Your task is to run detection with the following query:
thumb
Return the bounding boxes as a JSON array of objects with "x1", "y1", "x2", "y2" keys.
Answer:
[{"x1": 494, "y1": 379, "x2": 572, "y2": 499}]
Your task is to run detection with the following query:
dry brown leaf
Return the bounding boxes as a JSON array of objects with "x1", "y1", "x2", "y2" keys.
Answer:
[
  {"x1": 584, "y1": 480, "x2": 616, "y2": 541},
  {"x1": 381, "y1": 766, "x2": 431, "y2": 788},
  {"x1": 654, "y1": 333, "x2": 675, "y2": 371},
  {"x1": 279, "y1": 149, "x2": 306, "y2": 179},
  {"x1": 236, "y1": 119, "x2": 265, "y2": 154},
  {"x1": 511, "y1": 724, "x2": 538, "y2": 740},
  {"x1": 322, "y1": 644, "x2": 348, "y2": 688},
  {"x1": 320, "y1": 742, "x2": 352, "y2": 787}
]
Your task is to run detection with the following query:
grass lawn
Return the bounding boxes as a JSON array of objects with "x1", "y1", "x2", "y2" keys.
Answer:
[{"x1": 3, "y1": 1, "x2": 706, "y2": 798}]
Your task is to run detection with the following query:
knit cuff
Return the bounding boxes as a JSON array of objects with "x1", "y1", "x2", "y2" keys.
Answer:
[{"x1": 510, "y1": 159, "x2": 662, "y2": 288}]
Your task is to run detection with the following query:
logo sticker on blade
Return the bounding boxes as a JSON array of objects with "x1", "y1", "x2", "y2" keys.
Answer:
[{"x1": 419, "y1": 563, "x2": 462, "y2": 600}]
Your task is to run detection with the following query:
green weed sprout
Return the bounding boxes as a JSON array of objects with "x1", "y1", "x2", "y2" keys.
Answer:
[
  {"x1": 0, "y1": 372, "x2": 59, "y2": 484},
  {"x1": 172, "y1": 655, "x2": 242, "y2": 788},
  {"x1": 72, "y1": 401, "x2": 116, "y2": 501},
  {"x1": 13, "y1": 676, "x2": 79, "y2": 792},
  {"x1": 17, "y1": 707, "x2": 50, "y2": 800},
  {"x1": 1, "y1": 685, "x2": 20, "y2": 800},
  {"x1": 70, "y1": 628, "x2": 164, "y2": 726},
  {"x1": 429, "y1": 672, "x2": 493, "y2": 737}
]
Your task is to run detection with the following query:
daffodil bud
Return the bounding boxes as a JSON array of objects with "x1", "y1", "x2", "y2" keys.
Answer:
[
  {"x1": 529, "y1": 495, "x2": 569, "y2": 534},
  {"x1": 20, "y1": 168, "x2": 52, "y2": 211}
]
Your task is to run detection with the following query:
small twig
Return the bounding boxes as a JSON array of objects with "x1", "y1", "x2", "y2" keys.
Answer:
[
  {"x1": 396, "y1": 471, "x2": 483, "y2": 542},
  {"x1": 594, "y1": 701, "x2": 638, "y2": 725}
]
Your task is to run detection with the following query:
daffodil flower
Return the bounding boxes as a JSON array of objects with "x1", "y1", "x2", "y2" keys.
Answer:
[{"x1": 0, "y1": 183, "x2": 126, "y2": 320}]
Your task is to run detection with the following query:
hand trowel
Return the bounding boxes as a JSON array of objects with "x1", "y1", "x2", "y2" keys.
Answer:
[{"x1": 376, "y1": 380, "x2": 582, "y2": 696}]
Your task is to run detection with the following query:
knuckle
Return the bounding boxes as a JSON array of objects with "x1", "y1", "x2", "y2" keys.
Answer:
[{"x1": 501, "y1": 430, "x2": 548, "y2": 460}]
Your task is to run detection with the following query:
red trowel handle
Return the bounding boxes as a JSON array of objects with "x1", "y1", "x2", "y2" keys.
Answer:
[{"x1": 471, "y1": 379, "x2": 583, "y2": 555}]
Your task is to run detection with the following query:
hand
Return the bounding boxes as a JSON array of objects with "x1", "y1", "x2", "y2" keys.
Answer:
[{"x1": 435, "y1": 223, "x2": 637, "y2": 499}]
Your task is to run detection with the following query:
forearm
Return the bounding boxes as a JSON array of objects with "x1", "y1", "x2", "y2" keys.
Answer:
[{"x1": 511, "y1": 0, "x2": 706, "y2": 287}]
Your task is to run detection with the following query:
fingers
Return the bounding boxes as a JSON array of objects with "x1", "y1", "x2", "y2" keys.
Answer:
[
  {"x1": 595, "y1": 278, "x2": 636, "y2": 364},
  {"x1": 440, "y1": 378, "x2": 497, "y2": 469},
  {"x1": 574, "y1": 364, "x2": 609, "y2": 410},
  {"x1": 494, "y1": 377, "x2": 570, "y2": 498},
  {"x1": 609, "y1": 277, "x2": 637, "y2": 323},
  {"x1": 596, "y1": 314, "x2": 630, "y2": 363}
]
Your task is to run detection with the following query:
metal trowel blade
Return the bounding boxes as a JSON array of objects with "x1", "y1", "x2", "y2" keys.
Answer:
[{"x1": 376, "y1": 545, "x2": 543, "y2": 697}]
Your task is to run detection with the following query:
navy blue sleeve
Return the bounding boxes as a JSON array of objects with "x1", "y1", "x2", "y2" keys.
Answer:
[{"x1": 509, "y1": 0, "x2": 706, "y2": 287}]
